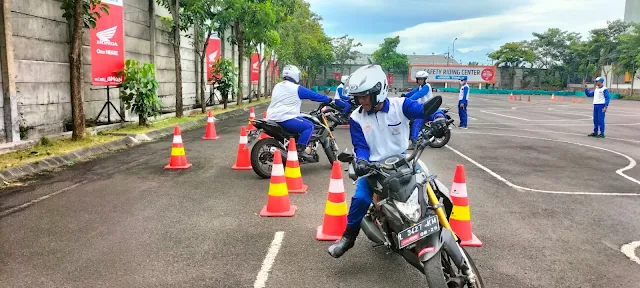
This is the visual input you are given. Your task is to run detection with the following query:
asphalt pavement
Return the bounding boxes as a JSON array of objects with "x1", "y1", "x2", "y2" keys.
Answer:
[{"x1": 1, "y1": 92, "x2": 640, "y2": 287}]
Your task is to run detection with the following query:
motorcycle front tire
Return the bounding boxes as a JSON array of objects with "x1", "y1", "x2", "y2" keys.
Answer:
[{"x1": 427, "y1": 128, "x2": 451, "y2": 148}]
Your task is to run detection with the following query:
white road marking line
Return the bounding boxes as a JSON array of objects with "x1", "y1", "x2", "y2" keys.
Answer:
[
  {"x1": 447, "y1": 111, "x2": 478, "y2": 120},
  {"x1": 254, "y1": 231, "x2": 285, "y2": 288},
  {"x1": 445, "y1": 132, "x2": 640, "y2": 196},
  {"x1": 621, "y1": 241, "x2": 640, "y2": 266},
  {"x1": 0, "y1": 181, "x2": 89, "y2": 217},
  {"x1": 466, "y1": 126, "x2": 640, "y2": 144},
  {"x1": 480, "y1": 110, "x2": 531, "y2": 121}
]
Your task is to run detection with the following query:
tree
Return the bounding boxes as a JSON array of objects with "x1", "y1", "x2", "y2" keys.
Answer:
[
  {"x1": 156, "y1": 0, "x2": 185, "y2": 117},
  {"x1": 586, "y1": 20, "x2": 631, "y2": 86},
  {"x1": 276, "y1": 0, "x2": 334, "y2": 86},
  {"x1": 117, "y1": 60, "x2": 162, "y2": 126},
  {"x1": 209, "y1": 57, "x2": 238, "y2": 109},
  {"x1": 60, "y1": 0, "x2": 110, "y2": 140},
  {"x1": 371, "y1": 36, "x2": 410, "y2": 75},
  {"x1": 332, "y1": 35, "x2": 362, "y2": 72},
  {"x1": 614, "y1": 23, "x2": 640, "y2": 92},
  {"x1": 181, "y1": 0, "x2": 219, "y2": 113},
  {"x1": 488, "y1": 41, "x2": 535, "y2": 89}
]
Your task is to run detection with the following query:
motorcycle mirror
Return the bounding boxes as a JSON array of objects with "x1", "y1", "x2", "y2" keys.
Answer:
[
  {"x1": 423, "y1": 95, "x2": 443, "y2": 116},
  {"x1": 337, "y1": 152, "x2": 354, "y2": 163}
]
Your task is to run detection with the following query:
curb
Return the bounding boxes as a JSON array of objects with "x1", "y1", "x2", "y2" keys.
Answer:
[{"x1": 0, "y1": 101, "x2": 270, "y2": 184}]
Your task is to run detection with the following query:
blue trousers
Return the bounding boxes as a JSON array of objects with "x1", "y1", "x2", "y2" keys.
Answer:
[
  {"x1": 347, "y1": 177, "x2": 374, "y2": 229},
  {"x1": 277, "y1": 116, "x2": 314, "y2": 145},
  {"x1": 334, "y1": 99, "x2": 351, "y2": 115},
  {"x1": 458, "y1": 100, "x2": 468, "y2": 127},
  {"x1": 593, "y1": 104, "x2": 606, "y2": 134}
]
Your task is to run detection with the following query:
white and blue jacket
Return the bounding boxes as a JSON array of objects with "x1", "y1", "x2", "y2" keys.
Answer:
[
  {"x1": 335, "y1": 83, "x2": 351, "y2": 101},
  {"x1": 459, "y1": 84, "x2": 469, "y2": 102},
  {"x1": 406, "y1": 83, "x2": 433, "y2": 104},
  {"x1": 349, "y1": 97, "x2": 426, "y2": 162},
  {"x1": 267, "y1": 81, "x2": 332, "y2": 122},
  {"x1": 585, "y1": 86, "x2": 610, "y2": 107}
]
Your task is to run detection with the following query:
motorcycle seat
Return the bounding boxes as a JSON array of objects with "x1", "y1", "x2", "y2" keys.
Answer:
[{"x1": 254, "y1": 119, "x2": 299, "y2": 138}]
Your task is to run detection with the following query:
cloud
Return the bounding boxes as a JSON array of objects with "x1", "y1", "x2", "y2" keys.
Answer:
[{"x1": 309, "y1": 0, "x2": 626, "y2": 62}]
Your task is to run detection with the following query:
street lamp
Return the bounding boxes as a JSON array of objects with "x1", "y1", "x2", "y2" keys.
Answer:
[{"x1": 452, "y1": 37, "x2": 458, "y2": 63}]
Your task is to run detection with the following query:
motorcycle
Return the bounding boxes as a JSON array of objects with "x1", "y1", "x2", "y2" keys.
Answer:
[
  {"x1": 247, "y1": 102, "x2": 340, "y2": 179},
  {"x1": 336, "y1": 96, "x2": 483, "y2": 288},
  {"x1": 412, "y1": 107, "x2": 455, "y2": 149}
]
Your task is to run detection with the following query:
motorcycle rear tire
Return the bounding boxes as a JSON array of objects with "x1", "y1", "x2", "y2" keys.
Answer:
[{"x1": 250, "y1": 138, "x2": 287, "y2": 179}]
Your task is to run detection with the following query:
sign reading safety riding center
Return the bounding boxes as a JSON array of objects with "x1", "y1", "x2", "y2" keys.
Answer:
[
  {"x1": 90, "y1": 0, "x2": 125, "y2": 86},
  {"x1": 409, "y1": 65, "x2": 496, "y2": 84}
]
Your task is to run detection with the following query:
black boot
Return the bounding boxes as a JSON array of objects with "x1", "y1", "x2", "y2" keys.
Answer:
[
  {"x1": 296, "y1": 143, "x2": 314, "y2": 162},
  {"x1": 327, "y1": 227, "x2": 359, "y2": 258}
]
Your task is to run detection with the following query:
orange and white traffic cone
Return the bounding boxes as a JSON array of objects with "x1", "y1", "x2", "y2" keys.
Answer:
[
  {"x1": 202, "y1": 110, "x2": 220, "y2": 140},
  {"x1": 316, "y1": 160, "x2": 348, "y2": 241},
  {"x1": 164, "y1": 125, "x2": 192, "y2": 170},
  {"x1": 248, "y1": 107, "x2": 257, "y2": 131},
  {"x1": 551, "y1": 93, "x2": 555, "y2": 101},
  {"x1": 260, "y1": 149, "x2": 296, "y2": 217},
  {"x1": 284, "y1": 139, "x2": 308, "y2": 194},
  {"x1": 449, "y1": 165, "x2": 482, "y2": 247},
  {"x1": 259, "y1": 111, "x2": 271, "y2": 140},
  {"x1": 231, "y1": 126, "x2": 252, "y2": 170}
]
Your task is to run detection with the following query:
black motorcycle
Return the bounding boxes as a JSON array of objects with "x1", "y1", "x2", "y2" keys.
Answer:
[
  {"x1": 247, "y1": 103, "x2": 340, "y2": 179},
  {"x1": 337, "y1": 96, "x2": 483, "y2": 288},
  {"x1": 412, "y1": 107, "x2": 455, "y2": 149}
]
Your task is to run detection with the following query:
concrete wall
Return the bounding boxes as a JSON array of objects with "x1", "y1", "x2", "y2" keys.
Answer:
[{"x1": 2, "y1": 0, "x2": 270, "y2": 143}]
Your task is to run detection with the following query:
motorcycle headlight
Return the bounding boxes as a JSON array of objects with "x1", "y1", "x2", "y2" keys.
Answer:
[{"x1": 394, "y1": 187, "x2": 421, "y2": 222}]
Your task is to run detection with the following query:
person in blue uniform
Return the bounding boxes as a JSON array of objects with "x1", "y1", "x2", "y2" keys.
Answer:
[{"x1": 584, "y1": 77, "x2": 610, "y2": 138}]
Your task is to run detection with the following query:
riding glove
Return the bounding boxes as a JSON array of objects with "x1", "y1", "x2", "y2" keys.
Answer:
[{"x1": 355, "y1": 159, "x2": 369, "y2": 176}]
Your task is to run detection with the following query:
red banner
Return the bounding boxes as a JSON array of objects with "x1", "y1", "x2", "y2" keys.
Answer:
[
  {"x1": 334, "y1": 72, "x2": 341, "y2": 81},
  {"x1": 387, "y1": 73, "x2": 394, "y2": 85},
  {"x1": 275, "y1": 65, "x2": 279, "y2": 79},
  {"x1": 206, "y1": 37, "x2": 221, "y2": 84},
  {"x1": 90, "y1": 0, "x2": 124, "y2": 86},
  {"x1": 251, "y1": 53, "x2": 260, "y2": 85},
  {"x1": 269, "y1": 59, "x2": 274, "y2": 75}
]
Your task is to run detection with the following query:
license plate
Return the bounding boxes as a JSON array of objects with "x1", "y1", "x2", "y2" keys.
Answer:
[{"x1": 397, "y1": 215, "x2": 439, "y2": 249}]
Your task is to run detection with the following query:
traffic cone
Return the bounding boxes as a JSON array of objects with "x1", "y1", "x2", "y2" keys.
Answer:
[
  {"x1": 316, "y1": 160, "x2": 348, "y2": 241},
  {"x1": 527, "y1": 95, "x2": 531, "y2": 102},
  {"x1": 572, "y1": 97, "x2": 576, "y2": 103},
  {"x1": 285, "y1": 139, "x2": 308, "y2": 194},
  {"x1": 518, "y1": 95, "x2": 522, "y2": 101},
  {"x1": 231, "y1": 126, "x2": 252, "y2": 170},
  {"x1": 259, "y1": 111, "x2": 271, "y2": 140},
  {"x1": 551, "y1": 93, "x2": 555, "y2": 101},
  {"x1": 248, "y1": 107, "x2": 257, "y2": 131},
  {"x1": 578, "y1": 98, "x2": 583, "y2": 103},
  {"x1": 260, "y1": 149, "x2": 296, "y2": 217},
  {"x1": 509, "y1": 93, "x2": 513, "y2": 100},
  {"x1": 202, "y1": 110, "x2": 220, "y2": 140},
  {"x1": 164, "y1": 125, "x2": 192, "y2": 170},
  {"x1": 449, "y1": 165, "x2": 483, "y2": 247}
]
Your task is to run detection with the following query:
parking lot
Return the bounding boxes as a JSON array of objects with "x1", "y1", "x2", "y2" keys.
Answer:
[{"x1": 1, "y1": 92, "x2": 639, "y2": 287}]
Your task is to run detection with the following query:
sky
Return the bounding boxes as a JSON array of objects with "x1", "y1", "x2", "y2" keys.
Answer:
[{"x1": 306, "y1": 0, "x2": 627, "y2": 65}]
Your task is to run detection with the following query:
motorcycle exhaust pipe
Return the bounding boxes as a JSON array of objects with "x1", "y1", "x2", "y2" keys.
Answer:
[{"x1": 360, "y1": 217, "x2": 385, "y2": 244}]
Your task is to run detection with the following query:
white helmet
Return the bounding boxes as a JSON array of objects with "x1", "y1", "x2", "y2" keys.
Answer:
[
  {"x1": 340, "y1": 75, "x2": 349, "y2": 84},
  {"x1": 282, "y1": 65, "x2": 301, "y2": 84},
  {"x1": 347, "y1": 64, "x2": 388, "y2": 105},
  {"x1": 416, "y1": 70, "x2": 429, "y2": 82}
]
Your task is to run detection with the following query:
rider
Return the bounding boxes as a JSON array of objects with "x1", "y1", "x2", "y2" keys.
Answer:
[
  {"x1": 327, "y1": 64, "x2": 443, "y2": 258},
  {"x1": 266, "y1": 65, "x2": 333, "y2": 160},
  {"x1": 404, "y1": 71, "x2": 433, "y2": 149},
  {"x1": 333, "y1": 75, "x2": 352, "y2": 114}
]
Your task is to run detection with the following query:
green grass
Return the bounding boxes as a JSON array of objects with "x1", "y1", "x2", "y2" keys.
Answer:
[
  {"x1": 621, "y1": 94, "x2": 640, "y2": 101},
  {"x1": 0, "y1": 135, "x2": 123, "y2": 170}
]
